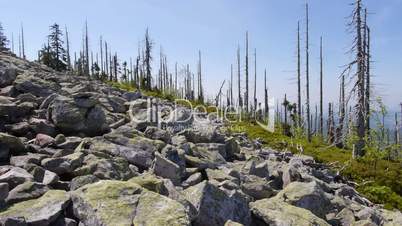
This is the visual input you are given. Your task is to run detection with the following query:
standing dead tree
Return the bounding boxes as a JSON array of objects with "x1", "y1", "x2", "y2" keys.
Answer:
[
  {"x1": 354, "y1": 0, "x2": 366, "y2": 157},
  {"x1": 320, "y1": 36, "x2": 324, "y2": 137},
  {"x1": 21, "y1": 24, "x2": 25, "y2": 59},
  {"x1": 198, "y1": 50, "x2": 204, "y2": 102},
  {"x1": 253, "y1": 48, "x2": 257, "y2": 114},
  {"x1": 305, "y1": 3, "x2": 311, "y2": 142},
  {"x1": 245, "y1": 32, "x2": 249, "y2": 113},
  {"x1": 230, "y1": 64, "x2": 233, "y2": 107},
  {"x1": 237, "y1": 46, "x2": 242, "y2": 109},
  {"x1": 365, "y1": 22, "x2": 371, "y2": 134},
  {"x1": 264, "y1": 69, "x2": 268, "y2": 120},
  {"x1": 297, "y1": 21, "x2": 302, "y2": 128},
  {"x1": 65, "y1": 26, "x2": 71, "y2": 71}
]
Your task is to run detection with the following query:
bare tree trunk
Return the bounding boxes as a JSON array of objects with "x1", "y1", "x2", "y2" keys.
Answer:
[
  {"x1": 105, "y1": 42, "x2": 109, "y2": 76},
  {"x1": 320, "y1": 36, "x2": 324, "y2": 137},
  {"x1": 21, "y1": 24, "x2": 25, "y2": 59},
  {"x1": 100, "y1": 36, "x2": 103, "y2": 75},
  {"x1": 11, "y1": 33, "x2": 14, "y2": 54},
  {"x1": 245, "y1": 31, "x2": 249, "y2": 113},
  {"x1": 230, "y1": 64, "x2": 233, "y2": 107},
  {"x1": 297, "y1": 21, "x2": 302, "y2": 128},
  {"x1": 237, "y1": 46, "x2": 242, "y2": 109},
  {"x1": 175, "y1": 62, "x2": 178, "y2": 94},
  {"x1": 253, "y1": 49, "x2": 257, "y2": 115},
  {"x1": 355, "y1": 0, "x2": 366, "y2": 157},
  {"x1": 65, "y1": 26, "x2": 71, "y2": 71},
  {"x1": 305, "y1": 3, "x2": 311, "y2": 142},
  {"x1": 365, "y1": 25, "x2": 371, "y2": 133},
  {"x1": 337, "y1": 72, "x2": 346, "y2": 147},
  {"x1": 264, "y1": 69, "x2": 268, "y2": 120},
  {"x1": 85, "y1": 21, "x2": 90, "y2": 76},
  {"x1": 198, "y1": 50, "x2": 204, "y2": 102}
]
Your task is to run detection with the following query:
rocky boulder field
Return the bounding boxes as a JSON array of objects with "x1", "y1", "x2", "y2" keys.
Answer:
[{"x1": 0, "y1": 52, "x2": 401, "y2": 226}]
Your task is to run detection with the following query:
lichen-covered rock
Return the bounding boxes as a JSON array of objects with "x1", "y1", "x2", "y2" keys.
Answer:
[
  {"x1": 153, "y1": 152, "x2": 183, "y2": 185},
  {"x1": 0, "y1": 190, "x2": 70, "y2": 226},
  {"x1": 184, "y1": 181, "x2": 251, "y2": 226},
  {"x1": 41, "y1": 152, "x2": 85, "y2": 175},
  {"x1": 71, "y1": 180, "x2": 191, "y2": 226},
  {"x1": 0, "y1": 166, "x2": 33, "y2": 189},
  {"x1": 49, "y1": 96, "x2": 109, "y2": 136},
  {"x1": 144, "y1": 126, "x2": 172, "y2": 143},
  {"x1": 14, "y1": 73, "x2": 60, "y2": 97},
  {"x1": 69, "y1": 175, "x2": 99, "y2": 191},
  {"x1": 241, "y1": 177, "x2": 276, "y2": 200},
  {"x1": 250, "y1": 198, "x2": 330, "y2": 226},
  {"x1": 275, "y1": 181, "x2": 332, "y2": 219},
  {"x1": 0, "y1": 133, "x2": 25, "y2": 159},
  {"x1": 182, "y1": 172, "x2": 203, "y2": 188},
  {"x1": 10, "y1": 153, "x2": 47, "y2": 168},
  {"x1": 6, "y1": 181, "x2": 49, "y2": 204},
  {"x1": 282, "y1": 165, "x2": 303, "y2": 188},
  {"x1": 0, "y1": 68, "x2": 17, "y2": 88}
]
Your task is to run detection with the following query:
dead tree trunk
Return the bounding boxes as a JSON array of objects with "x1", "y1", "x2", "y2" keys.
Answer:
[
  {"x1": 253, "y1": 48, "x2": 257, "y2": 115},
  {"x1": 305, "y1": 3, "x2": 311, "y2": 142},
  {"x1": 230, "y1": 64, "x2": 233, "y2": 107},
  {"x1": 355, "y1": 0, "x2": 366, "y2": 157},
  {"x1": 297, "y1": 21, "x2": 302, "y2": 128},
  {"x1": 237, "y1": 46, "x2": 242, "y2": 109},
  {"x1": 320, "y1": 36, "x2": 324, "y2": 137},
  {"x1": 85, "y1": 21, "x2": 90, "y2": 76},
  {"x1": 365, "y1": 25, "x2": 371, "y2": 134},
  {"x1": 21, "y1": 24, "x2": 25, "y2": 59},
  {"x1": 245, "y1": 31, "x2": 249, "y2": 113},
  {"x1": 264, "y1": 69, "x2": 268, "y2": 120},
  {"x1": 65, "y1": 26, "x2": 71, "y2": 71}
]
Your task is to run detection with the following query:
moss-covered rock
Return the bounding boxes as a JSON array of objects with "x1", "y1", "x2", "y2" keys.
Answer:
[
  {"x1": 0, "y1": 190, "x2": 70, "y2": 225},
  {"x1": 71, "y1": 180, "x2": 190, "y2": 226},
  {"x1": 250, "y1": 198, "x2": 330, "y2": 226},
  {"x1": 184, "y1": 181, "x2": 251, "y2": 226},
  {"x1": 275, "y1": 181, "x2": 332, "y2": 218}
]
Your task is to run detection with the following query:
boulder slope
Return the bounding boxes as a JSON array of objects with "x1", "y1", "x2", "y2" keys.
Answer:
[{"x1": 0, "y1": 52, "x2": 401, "y2": 225}]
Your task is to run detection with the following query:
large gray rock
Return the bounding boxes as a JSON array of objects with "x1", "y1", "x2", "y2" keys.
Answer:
[
  {"x1": 6, "y1": 181, "x2": 49, "y2": 204},
  {"x1": 72, "y1": 154, "x2": 135, "y2": 180},
  {"x1": 250, "y1": 198, "x2": 330, "y2": 226},
  {"x1": 241, "y1": 176, "x2": 276, "y2": 200},
  {"x1": 153, "y1": 152, "x2": 183, "y2": 185},
  {"x1": 122, "y1": 91, "x2": 141, "y2": 101},
  {"x1": 282, "y1": 165, "x2": 303, "y2": 188},
  {"x1": 184, "y1": 181, "x2": 251, "y2": 226},
  {"x1": 182, "y1": 172, "x2": 203, "y2": 188},
  {"x1": 275, "y1": 181, "x2": 332, "y2": 219},
  {"x1": 71, "y1": 180, "x2": 191, "y2": 226},
  {"x1": 41, "y1": 152, "x2": 85, "y2": 175},
  {"x1": 0, "y1": 190, "x2": 70, "y2": 226},
  {"x1": 49, "y1": 96, "x2": 109, "y2": 136},
  {"x1": 0, "y1": 166, "x2": 33, "y2": 189},
  {"x1": 69, "y1": 175, "x2": 99, "y2": 190},
  {"x1": 14, "y1": 73, "x2": 59, "y2": 97},
  {"x1": 0, "y1": 133, "x2": 25, "y2": 160},
  {"x1": 0, "y1": 68, "x2": 17, "y2": 88},
  {"x1": 0, "y1": 182, "x2": 9, "y2": 201},
  {"x1": 144, "y1": 126, "x2": 172, "y2": 143},
  {"x1": 10, "y1": 153, "x2": 47, "y2": 168},
  {"x1": 29, "y1": 118, "x2": 57, "y2": 137}
]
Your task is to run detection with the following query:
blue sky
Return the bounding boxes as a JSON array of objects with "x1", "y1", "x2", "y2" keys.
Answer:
[{"x1": 1, "y1": 0, "x2": 402, "y2": 112}]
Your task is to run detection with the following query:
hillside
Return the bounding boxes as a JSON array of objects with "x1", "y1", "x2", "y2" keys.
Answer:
[{"x1": 0, "y1": 52, "x2": 401, "y2": 225}]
